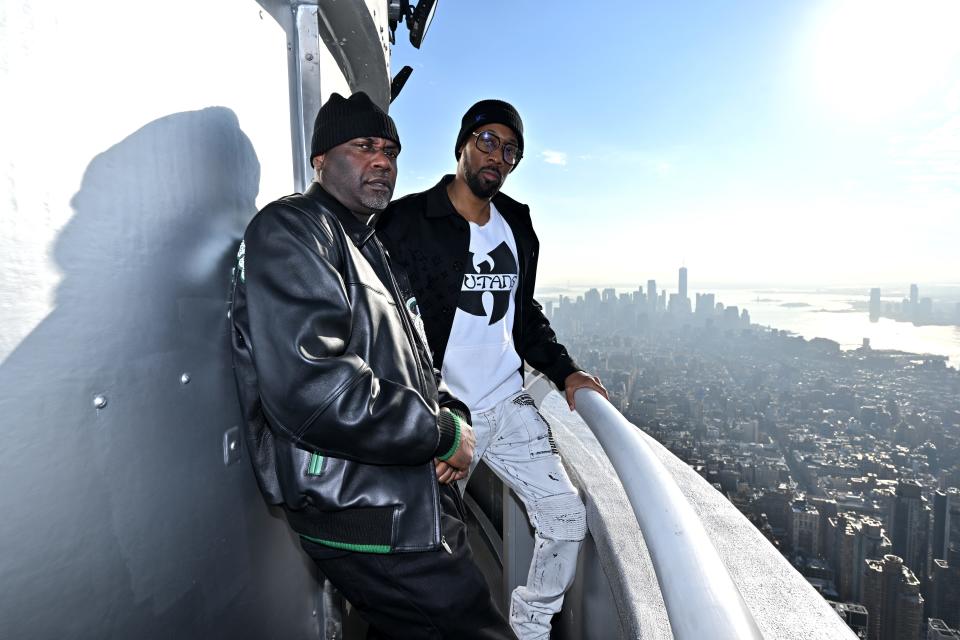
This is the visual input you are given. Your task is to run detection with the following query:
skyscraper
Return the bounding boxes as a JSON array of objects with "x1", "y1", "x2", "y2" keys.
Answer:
[
  {"x1": 584, "y1": 287, "x2": 601, "y2": 308},
  {"x1": 792, "y1": 499, "x2": 820, "y2": 557},
  {"x1": 828, "y1": 513, "x2": 892, "y2": 603},
  {"x1": 695, "y1": 292, "x2": 716, "y2": 316},
  {"x1": 932, "y1": 489, "x2": 954, "y2": 563},
  {"x1": 674, "y1": 267, "x2": 691, "y2": 313},
  {"x1": 888, "y1": 480, "x2": 930, "y2": 581},
  {"x1": 863, "y1": 554, "x2": 923, "y2": 640},
  {"x1": 633, "y1": 286, "x2": 646, "y2": 306},
  {"x1": 910, "y1": 283, "x2": 919, "y2": 307},
  {"x1": 929, "y1": 545, "x2": 960, "y2": 629},
  {"x1": 646, "y1": 279, "x2": 656, "y2": 314},
  {"x1": 870, "y1": 288, "x2": 882, "y2": 322}
]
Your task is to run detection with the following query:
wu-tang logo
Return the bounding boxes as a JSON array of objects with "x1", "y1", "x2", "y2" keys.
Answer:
[{"x1": 458, "y1": 242, "x2": 518, "y2": 325}]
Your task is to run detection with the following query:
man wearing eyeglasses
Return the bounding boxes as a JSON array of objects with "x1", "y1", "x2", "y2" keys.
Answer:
[{"x1": 378, "y1": 99, "x2": 607, "y2": 640}]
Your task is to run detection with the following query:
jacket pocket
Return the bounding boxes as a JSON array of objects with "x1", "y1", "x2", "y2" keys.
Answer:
[{"x1": 307, "y1": 452, "x2": 326, "y2": 476}]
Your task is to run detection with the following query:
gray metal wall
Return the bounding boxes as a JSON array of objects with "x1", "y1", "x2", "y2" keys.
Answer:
[{"x1": 0, "y1": 106, "x2": 322, "y2": 639}]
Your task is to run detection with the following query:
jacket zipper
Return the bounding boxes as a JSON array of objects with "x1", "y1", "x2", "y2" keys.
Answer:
[{"x1": 374, "y1": 239, "x2": 443, "y2": 548}]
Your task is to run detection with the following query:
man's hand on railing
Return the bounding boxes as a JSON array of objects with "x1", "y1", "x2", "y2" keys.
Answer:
[
  {"x1": 563, "y1": 371, "x2": 608, "y2": 411},
  {"x1": 435, "y1": 422, "x2": 476, "y2": 484}
]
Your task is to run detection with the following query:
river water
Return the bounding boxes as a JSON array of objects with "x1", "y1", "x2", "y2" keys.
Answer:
[{"x1": 538, "y1": 286, "x2": 960, "y2": 368}]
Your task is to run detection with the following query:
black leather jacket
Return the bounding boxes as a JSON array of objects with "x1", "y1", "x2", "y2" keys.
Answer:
[
  {"x1": 230, "y1": 183, "x2": 466, "y2": 553},
  {"x1": 378, "y1": 175, "x2": 580, "y2": 390}
]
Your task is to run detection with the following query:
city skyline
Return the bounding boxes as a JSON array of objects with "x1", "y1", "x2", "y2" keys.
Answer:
[
  {"x1": 534, "y1": 263, "x2": 960, "y2": 368},
  {"x1": 546, "y1": 282, "x2": 960, "y2": 638},
  {"x1": 391, "y1": 0, "x2": 960, "y2": 286}
]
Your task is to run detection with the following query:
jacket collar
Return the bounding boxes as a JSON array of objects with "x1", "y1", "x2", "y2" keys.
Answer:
[
  {"x1": 305, "y1": 182, "x2": 377, "y2": 247},
  {"x1": 424, "y1": 175, "x2": 459, "y2": 218}
]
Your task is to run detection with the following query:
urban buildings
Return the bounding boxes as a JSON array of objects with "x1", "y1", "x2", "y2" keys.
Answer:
[
  {"x1": 544, "y1": 267, "x2": 960, "y2": 637},
  {"x1": 863, "y1": 555, "x2": 923, "y2": 640},
  {"x1": 868, "y1": 283, "x2": 960, "y2": 327}
]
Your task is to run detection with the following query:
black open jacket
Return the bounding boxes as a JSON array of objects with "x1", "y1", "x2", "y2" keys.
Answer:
[
  {"x1": 230, "y1": 183, "x2": 466, "y2": 553},
  {"x1": 377, "y1": 175, "x2": 580, "y2": 391}
]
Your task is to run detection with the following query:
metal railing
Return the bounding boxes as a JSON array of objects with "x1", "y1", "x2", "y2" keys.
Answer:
[{"x1": 527, "y1": 374, "x2": 765, "y2": 639}]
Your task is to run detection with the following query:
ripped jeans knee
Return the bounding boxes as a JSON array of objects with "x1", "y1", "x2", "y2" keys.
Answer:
[{"x1": 530, "y1": 492, "x2": 587, "y2": 541}]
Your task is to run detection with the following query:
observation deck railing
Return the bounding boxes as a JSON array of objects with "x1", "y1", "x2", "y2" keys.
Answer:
[{"x1": 566, "y1": 385, "x2": 763, "y2": 639}]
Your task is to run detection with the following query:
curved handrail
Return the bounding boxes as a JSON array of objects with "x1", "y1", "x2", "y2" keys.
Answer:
[{"x1": 572, "y1": 387, "x2": 765, "y2": 640}]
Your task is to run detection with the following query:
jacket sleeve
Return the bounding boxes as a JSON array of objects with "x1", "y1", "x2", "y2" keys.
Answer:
[
  {"x1": 517, "y1": 296, "x2": 582, "y2": 390},
  {"x1": 242, "y1": 206, "x2": 444, "y2": 466}
]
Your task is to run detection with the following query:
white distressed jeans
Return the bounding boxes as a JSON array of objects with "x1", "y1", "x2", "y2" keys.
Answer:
[{"x1": 460, "y1": 390, "x2": 587, "y2": 640}]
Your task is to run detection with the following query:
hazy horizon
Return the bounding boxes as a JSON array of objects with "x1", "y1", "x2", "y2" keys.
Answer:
[
  {"x1": 536, "y1": 280, "x2": 960, "y2": 295},
  {"x1": 391, "y1": 0, "x2": 960, "y2": 287}
]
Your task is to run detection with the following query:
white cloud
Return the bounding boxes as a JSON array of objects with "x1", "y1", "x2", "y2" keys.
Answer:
[{"x1": 541, "y1": 149, "x2": 568, "y2": 166}]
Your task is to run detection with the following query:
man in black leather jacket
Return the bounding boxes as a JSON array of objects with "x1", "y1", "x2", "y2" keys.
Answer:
[{"x1": 230, "y1": 92, "x2": 513, "y2": 638}]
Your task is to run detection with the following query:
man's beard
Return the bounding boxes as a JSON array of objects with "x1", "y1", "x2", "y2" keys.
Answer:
[
  {"x1": 465, "y1": 166, "x2": 502, "y2": 199},
  {"x1": 358, "y1": 175, "x2": 393, "y2": 212},
  {"x1": 360, "y1": 191, "x2": 391, "y2": 211}
]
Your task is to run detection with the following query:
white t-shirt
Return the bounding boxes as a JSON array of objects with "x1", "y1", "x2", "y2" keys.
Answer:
[{"x1": 441, "y1": 204, "x2": 524, "y2": 411}]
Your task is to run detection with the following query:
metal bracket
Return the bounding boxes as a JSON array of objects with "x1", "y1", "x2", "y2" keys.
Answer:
[{"x1": 223, "y1": 426, "x2": 242, "y2": 466}]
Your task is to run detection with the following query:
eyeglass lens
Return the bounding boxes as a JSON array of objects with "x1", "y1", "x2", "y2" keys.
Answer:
[{"x1": 476, "y1": 131, "x2": 521, "y2": 165}]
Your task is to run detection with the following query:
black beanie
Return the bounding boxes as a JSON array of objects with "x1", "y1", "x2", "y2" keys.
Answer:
[
  {"x1": 454, "y1": 99, "x2": 524, "y2": 162},
  {"x1": 309, "y1": 92, "x2": 400, "y2": 161}
]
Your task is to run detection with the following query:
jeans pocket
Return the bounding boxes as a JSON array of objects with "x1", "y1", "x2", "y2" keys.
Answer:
[{"x1": 510, "y1": 393, "x2": 558, "y2": 459}]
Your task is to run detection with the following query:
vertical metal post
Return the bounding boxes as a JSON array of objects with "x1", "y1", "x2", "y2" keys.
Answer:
[
  {"x1": 320, "y1": 578, "x2": 343, "y2": 639},
  {"x1": 501, "y1": 485, "x2": 535, "y2": 611},
  {"x1": 291, "y1": 3, "x2": 322, "y2": 192}
]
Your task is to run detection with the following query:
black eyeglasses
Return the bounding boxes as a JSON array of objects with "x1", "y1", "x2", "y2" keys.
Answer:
[{"x1": 472, "y1": 130, "x2": 523, "y2": 165}]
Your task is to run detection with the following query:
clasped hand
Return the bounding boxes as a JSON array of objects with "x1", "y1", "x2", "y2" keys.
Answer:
[{"x1": 435, "y1": 422, "x2": 476, "y2": 484}]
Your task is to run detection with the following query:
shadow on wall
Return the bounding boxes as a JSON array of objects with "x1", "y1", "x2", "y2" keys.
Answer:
[{"x1": 0, "y1": 108, "x2": 318, "y2": 638}]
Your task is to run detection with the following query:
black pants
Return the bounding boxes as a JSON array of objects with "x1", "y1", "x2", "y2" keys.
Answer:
[{"x1": 302, "y1": 486, "x2": 515, "y2": 640}]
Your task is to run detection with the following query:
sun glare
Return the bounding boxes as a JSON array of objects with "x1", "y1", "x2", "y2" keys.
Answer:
[{"x1": 808, "y1": 0, "x2": 960, "y2": 122}]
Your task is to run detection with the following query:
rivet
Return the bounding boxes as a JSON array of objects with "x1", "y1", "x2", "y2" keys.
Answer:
[
  {"x1": 93, "y1": 395, "x2": 108, "y2": 409},
  {"x1": 180, "y1": 373, "x2": 191, "y2": 385},
  {"x1": 305, "y1": 53, "x2": 314, "y2": 61}
]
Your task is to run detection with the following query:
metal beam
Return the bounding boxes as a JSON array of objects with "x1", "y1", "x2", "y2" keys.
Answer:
[{"x1": 290, "y1": 3, "x2": 322, "y2": 192}]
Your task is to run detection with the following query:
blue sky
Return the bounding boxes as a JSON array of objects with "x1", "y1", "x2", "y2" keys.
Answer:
[{"x1": 389, "y1": 0, "x2": 960, "y2": 288}]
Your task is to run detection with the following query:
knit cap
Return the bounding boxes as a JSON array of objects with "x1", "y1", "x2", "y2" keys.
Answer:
[
  {"x1": 454, "y1": 99, "x2": 524, "y2": 162},
  {"x1": 310, "y1": 92, "x2": 400, "y2": 161}
]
